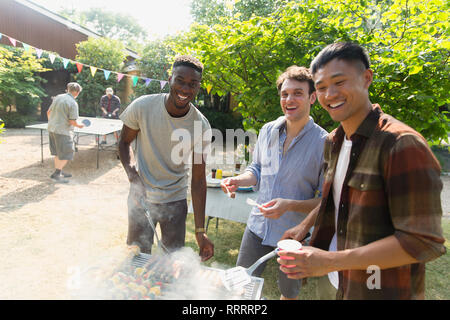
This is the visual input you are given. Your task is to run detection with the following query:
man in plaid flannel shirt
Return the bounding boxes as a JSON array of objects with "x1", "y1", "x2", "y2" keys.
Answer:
[{"x1": 277, "y1": 42, "x2": 446, "y2": 300}]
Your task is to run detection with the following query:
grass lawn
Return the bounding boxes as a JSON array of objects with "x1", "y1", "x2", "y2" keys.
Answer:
[{"x1": 184, "y1": 214, "x2": 449, "y2": 300}]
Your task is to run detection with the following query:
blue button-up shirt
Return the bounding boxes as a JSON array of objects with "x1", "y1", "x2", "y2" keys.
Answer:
[{"x1": 245, "y1": 116, "x2": 328, "y2": 247}]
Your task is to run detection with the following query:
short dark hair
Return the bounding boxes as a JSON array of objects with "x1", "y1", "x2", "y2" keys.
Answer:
[
  {"x1": 310, "y1": 42, "x2": 370, "y2": 75},
  {"x1": 172, "y1": 55, "x2": 204, "y2": 74},
  {"x1": 276, "y1": 65, "x2": 315, "y2": 95}
]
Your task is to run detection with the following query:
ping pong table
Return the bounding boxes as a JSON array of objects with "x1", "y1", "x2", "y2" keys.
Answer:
[{"x1": 26, "y1": 116, "x2": 123, "y2": 169}]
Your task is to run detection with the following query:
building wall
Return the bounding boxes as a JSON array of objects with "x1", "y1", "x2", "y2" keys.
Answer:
[
  {"x1": 0, "y1": 0, "x2": 138, "y2": 121},
  {"x1": 0, "y1": 0, "x2": 88, "y2": 59}
]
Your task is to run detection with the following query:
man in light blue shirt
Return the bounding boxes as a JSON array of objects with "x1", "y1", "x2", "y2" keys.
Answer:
[{"x1": 221, "y1": 66, "x2": 327, "y2": 299}]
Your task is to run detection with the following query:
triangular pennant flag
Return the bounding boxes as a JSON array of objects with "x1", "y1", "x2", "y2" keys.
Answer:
[
  {"x1": 49, "y1": 53, "x2": 56, "y2": 64},
  {"x1": 76, "y1": 62, "x2": 83, "y2": 73},
  {"x1": 35, "y1": 48, "x2": 43, "y2": 59},
  {"x1": 132, "y1": 76, "x2": 139, "y2": 87},
  {"x1": 63, "y1": 58, "x2": 70, "y2": 69},
  {"x1": 206, "y1": 84, "x2": 213, "y2": 94},
  {"x1": 117, "y1": 73, "x2": 124, "y2": 82},
  {"x1": 103, "y1": 70, "x2": 111, "y2": 80},
  {"x1": 90, "y1": 66, "x2": 97, "y2": 77},
  {"x1": 160, "y1": 81, "x2": 168, "y2": 90},
  {"x1": 22, "y1": 43, "x2": 31, "y2": 52},
  {"x1": 145, "y1": 78, "x2": 152, "y2": 87},
  {"x1": 8, "y1": 37, "x2": 16, "y2": 47}
]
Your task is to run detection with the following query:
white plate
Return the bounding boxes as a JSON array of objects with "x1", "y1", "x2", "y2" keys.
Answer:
[{"x1": 206, "y1": 174, "x2": 221, "y2": 188}]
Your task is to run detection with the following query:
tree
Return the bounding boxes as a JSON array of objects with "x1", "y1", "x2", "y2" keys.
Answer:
[
  {"x1": 175, "y1": 0, "x2": 449, "y2": 143},
  {"x1": 0, "y1": 45, "x2": 48, "y2": 126},
  {"x1": 59, "y1": 8, "x2": 147, "y2": 51},
  {"x1": 131, "y1": 38, "x2": 175, "y2": 99},
  {"x1": 190, "y1": 0, "x2": 286, "y2": 25},
  {"x1": 72, "y1": 38, "x2": 127, "y2": 116}
]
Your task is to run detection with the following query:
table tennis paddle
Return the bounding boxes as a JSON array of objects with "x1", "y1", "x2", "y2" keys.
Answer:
[{"x1": 81, "y1": 119, "x2": 91, "y2": 127}]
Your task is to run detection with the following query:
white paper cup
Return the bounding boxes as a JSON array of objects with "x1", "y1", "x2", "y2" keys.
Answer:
[
  {"x1": 277, "y1": 239, "x2": 302, "y2": 268},
  {"x1": 277, "y1": 239, "x2": 302, "y2": 251}
]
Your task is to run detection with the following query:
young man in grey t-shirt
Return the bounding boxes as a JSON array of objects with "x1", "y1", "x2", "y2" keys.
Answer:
[{"x1": 119, "y1": 55, "x2": 214, "y2": 261}]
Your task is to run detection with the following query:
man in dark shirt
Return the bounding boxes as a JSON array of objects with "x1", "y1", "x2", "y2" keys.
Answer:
[
  {"x1": 99, "y1": 87, "x2": 121, "y2": 144},
  {"x1": 277, "y1": 42, "x2": 446, "y2": 300}
]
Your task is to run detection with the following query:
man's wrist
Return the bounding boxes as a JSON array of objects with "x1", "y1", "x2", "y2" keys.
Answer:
[
  {"x1": 127, "y1": 167, "x2": 139, "y2": 182},
  {"x1": 329, "y1": 248, "x2": 352, "y2": 273},
  {"x1": 195, "y1": 227, "x2": 206, "y2": 234},
  {"x1": 287, "y1": 199, "x2": 296, "y2": 212},
  {"x1": 233, "y1": 174, "x2": 252, "y2": 187}
]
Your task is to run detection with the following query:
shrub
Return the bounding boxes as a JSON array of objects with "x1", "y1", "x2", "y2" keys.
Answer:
[
  {"x1": 198, "y1": 107, "x2": 243, "y2": 135},
  {"x1": 0, "y1": 111, "x2": 35, "y2": 128}
]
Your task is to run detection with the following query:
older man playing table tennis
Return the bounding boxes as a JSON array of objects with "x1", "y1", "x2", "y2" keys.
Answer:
[{"x1": 46, "y1": 82, "x2": 84, "y2": 183}]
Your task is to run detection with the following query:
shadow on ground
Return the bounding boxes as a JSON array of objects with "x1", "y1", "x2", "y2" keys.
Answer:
[{"x1": 0, "y1": 146, "x2": 122, "y2": 212}]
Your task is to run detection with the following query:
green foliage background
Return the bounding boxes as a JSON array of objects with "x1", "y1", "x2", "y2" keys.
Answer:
[
  {"x1": 173, "y1": 0, "x2": 449, "y2": 143},
  {"x1": 71, "y1": 38, "x2": 127, "y2": 117},
  {"x1": 129, "y1": 38, "x2": 174, "y2": 101},
  {"x1": 0, "y1": 45, "x2": 48, "y2": 127},
  {"x1": 0, "y1": 0, "x2": 448, "y2": 142}
]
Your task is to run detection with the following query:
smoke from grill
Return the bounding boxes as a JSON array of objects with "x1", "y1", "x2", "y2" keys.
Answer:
[
  {"x1": 71, "y1": 246, "x2": 259, "y2": 300},
  {"x1": 67, "y1": 176, "x2": 262, "y2": 300}
]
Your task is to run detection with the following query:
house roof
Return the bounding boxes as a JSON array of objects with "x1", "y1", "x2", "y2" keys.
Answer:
[{"x1": 15, "y1": 0, "x2": 140, "y2": 59}]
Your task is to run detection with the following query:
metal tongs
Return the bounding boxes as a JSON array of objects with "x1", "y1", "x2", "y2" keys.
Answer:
[{"x1": 139, "y1": 198, "x2": 169, "y2": 254}]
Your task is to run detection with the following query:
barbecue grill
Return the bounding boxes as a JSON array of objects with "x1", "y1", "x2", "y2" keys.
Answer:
[
  {"x1": 73, "y1": 251, "x2": 264, "y2": 300},
  {"x1": 131, "y1": 253, "x2": 264, "y2": 300}
]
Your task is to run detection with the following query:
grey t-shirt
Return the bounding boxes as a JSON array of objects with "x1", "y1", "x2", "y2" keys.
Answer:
[
  {"x1": 120, "y1": 93, "x2": 211, "y2": 203},
  {"x1": 47, "y1": 93, "x2": 79, "y2": 137}
]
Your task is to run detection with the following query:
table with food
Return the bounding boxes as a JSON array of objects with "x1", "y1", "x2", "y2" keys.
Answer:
[{"x1": 189, "y1": 168, "x2": 258, "y2": 228}]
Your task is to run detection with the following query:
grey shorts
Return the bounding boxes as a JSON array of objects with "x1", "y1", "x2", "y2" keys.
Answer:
[
  {"x1": 127, "y1": 186, "x2": 187, "y2": 254},
  {"x1": 49, "y1": 132, "x2": 74, "y2": 160},
  {"x1": 236, "y1": 227, "x2": 302, "y2": 299}
]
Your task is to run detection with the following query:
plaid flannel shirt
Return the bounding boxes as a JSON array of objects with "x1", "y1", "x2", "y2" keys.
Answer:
[{"x1": 310, "y1": 104, "x2": 446, "y2": 300}]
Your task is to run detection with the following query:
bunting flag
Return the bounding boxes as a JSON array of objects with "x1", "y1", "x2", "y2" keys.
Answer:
[
  {"x1": 103, "y1": 70, "x2": 111, "y2": 80},
  {"x1": 8, "y1": 37, "x2": 16, "y2": 47},
  {"x1": 35, "y1": 48, "x2": 43, "y2": 59},
  {"x1": 22, "y1": 43, "x2": 31, "y2": 52},
  {"x1": 0, "y1": 32, "x2": 171, "y2": 94},
  {"x1": 62, "y1": 58, "x2": 70, "y2": 69},
  {"x1": 76, "y1": 62, "x2": 83, "y2": 73},
  {"x1": 132, "y1": 75, "x2": 139, "y2": 87},
  {"x1": 206, "y1": 84, "x2": 213, "y2": 94},
  {"x1": 48, "y1": 53, "x2": 56, "y2": 64},
  {"x1": 90, "y1": 66, "x2": 97, "y2": 77}
]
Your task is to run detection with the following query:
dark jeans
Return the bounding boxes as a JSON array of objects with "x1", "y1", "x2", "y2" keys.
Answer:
[
  {"x1": 127, "y1": 188, "x2": 187, "y2": 254},
  {"x1": 236, "y1": 227, "x2": 301, "y2": 299}
]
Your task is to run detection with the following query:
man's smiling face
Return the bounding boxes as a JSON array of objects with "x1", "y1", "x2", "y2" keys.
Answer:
[
  {"x1": 313, "y1": 58, "x2": 372, "y2": 126},
  {"x1": 168, "y1": 65, "x2": 202, "y2": 110},
  {"x1": 279, "y1": 78, "x2": 315, "y2": 123}
]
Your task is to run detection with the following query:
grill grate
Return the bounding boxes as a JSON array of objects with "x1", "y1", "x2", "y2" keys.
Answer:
[{"x1": 131, "y1": 253, "x2": 264, "y2": 300}]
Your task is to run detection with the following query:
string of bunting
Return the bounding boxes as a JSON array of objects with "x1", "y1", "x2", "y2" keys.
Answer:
[{"x1": 0, "y1": 31, "x2": 171, "y2": 91}]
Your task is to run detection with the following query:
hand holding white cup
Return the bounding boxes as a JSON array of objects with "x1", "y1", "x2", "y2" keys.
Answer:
[{"x1": 277, "y1": 239, "x2": 302, "y2": 268}]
